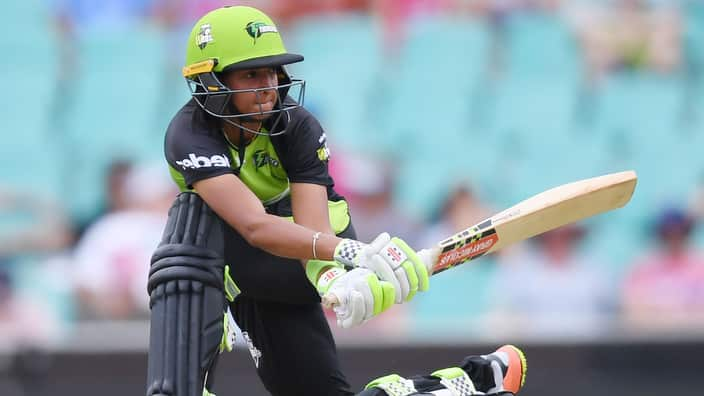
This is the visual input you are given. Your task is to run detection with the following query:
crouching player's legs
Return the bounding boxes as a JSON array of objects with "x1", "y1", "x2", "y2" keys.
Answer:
[
  {"x1": 358, "y1": 345, "x2": 527, "y2": 396},
  {"x1": 230, "y1": 296, "x2": 354, "y2": 396},
  {"x1": 146, "y1": 193, "x2": 239, "y2": 396}
]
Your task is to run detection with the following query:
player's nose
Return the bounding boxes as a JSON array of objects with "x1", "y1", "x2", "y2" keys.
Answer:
[{"x1": 255, "y1": 87, "x2": 276, "y2": 104}]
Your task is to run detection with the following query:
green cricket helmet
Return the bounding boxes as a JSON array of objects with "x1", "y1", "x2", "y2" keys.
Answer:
[{"x1": 182, "y1": 6, "x2": 305, "y2": 135}]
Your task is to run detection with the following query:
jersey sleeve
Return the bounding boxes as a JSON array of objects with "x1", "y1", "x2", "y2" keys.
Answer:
[
  {"x1": 165, "y1": 124, "x2": 235, "y2": 189},
  {"x1": 282, "y1": 112, "x2": 333, "y2": 186}
]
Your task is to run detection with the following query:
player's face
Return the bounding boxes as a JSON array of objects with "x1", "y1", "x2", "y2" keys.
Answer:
[{"x1": 223, "y1": 67, "x2": 279, "y2": 120}]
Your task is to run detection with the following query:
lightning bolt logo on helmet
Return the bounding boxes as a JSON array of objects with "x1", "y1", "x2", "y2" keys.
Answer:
[{"x1": 245, "y1": 21, "x2": 278, "y2": 43}]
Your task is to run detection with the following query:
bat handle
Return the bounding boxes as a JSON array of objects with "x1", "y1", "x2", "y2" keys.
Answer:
[
  {"x1": 322, "y1": 293, "x2": 339, "y2": 309},
  {"x1": 418, "y1": 247, "x2": 441, "y2": 274}
]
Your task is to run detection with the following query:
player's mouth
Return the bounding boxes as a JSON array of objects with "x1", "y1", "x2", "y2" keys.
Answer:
[{"x1": 254, "y1": 101, "x2": 275, "y2": 114}]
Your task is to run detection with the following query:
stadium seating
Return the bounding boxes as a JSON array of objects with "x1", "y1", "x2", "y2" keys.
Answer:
[{"x1": 3, "y1": 9, "x2": 701, "y2": 315}]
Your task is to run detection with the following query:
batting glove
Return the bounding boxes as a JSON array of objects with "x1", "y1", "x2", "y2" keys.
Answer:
[
  {"x1": 316, "y1": 267, "x2": 395, "y2": 328},
  {"x1": 334, "y1": 233, "x2": 430, "y2": 304}
]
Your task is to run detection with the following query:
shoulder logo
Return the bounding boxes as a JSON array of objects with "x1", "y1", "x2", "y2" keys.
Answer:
[
  {"x1": 317, "y1": 145, "x2": 330, "y2": 162},
  {"x1": 245, "y1": 21, "x2": 278, "y2": 42},
  {"x1": 196, "y1": 23, "x2": 213, "y2": 49},
  {"x1": 316, "y1": 133, "x2": 330, "y2": 161}
]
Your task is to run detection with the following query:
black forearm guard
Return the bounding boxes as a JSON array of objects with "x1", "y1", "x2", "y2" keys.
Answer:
[{"x1": 146, "y1": 192, "x2": 228, "y2": 396}]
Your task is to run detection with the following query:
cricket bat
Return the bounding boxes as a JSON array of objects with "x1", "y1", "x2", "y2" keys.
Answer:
[{"x1": 323, "y1": 170, "x2": 637, "y2": 307}]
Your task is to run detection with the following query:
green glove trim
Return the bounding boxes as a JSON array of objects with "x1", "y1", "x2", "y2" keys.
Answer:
[
  {"x1": 306, "y1": 259, "x2": 343, "y2": 286},
  {"x1": 315, "y1": 267, "x2": 346, "y2": 294},
  {"x1": 366, "y1": 274, "x2": 383, "y2": 315},
  {"x1": 364, "y1": 275, "x2": 396, "y2": 315},
  {"x1": 400, "y1": 261, "x2": 419, "y2": 302},
  {"x1": 380, "y1": 281, "x2": 395, "y2": 313}
]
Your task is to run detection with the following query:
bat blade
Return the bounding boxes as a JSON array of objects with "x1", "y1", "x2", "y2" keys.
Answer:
[
  {"x1": 322, "y1": 170, "x2": 637, "y2": 309},
  {"x1": 430, "y1": 170, "x2": 637, "y2": 274}
]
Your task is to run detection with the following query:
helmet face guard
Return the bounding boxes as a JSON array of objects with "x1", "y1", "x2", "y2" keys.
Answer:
[{"x1": 185, "y1": 62, "x2": 305, "y2": 136}]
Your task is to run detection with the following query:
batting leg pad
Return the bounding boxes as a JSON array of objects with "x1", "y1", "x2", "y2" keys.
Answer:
[{"x1": 146, "y1": 193, "x2": 236, "y2": 396}]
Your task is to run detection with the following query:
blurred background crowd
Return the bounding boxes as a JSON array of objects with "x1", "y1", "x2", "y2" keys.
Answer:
[{"x1": 2, "y1": 0, "x2": 704, "y2": 391}]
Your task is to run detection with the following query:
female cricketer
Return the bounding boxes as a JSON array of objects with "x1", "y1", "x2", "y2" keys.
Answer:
[{"x1": 146, "y1": 6, "x2": 526, "y2": 396}]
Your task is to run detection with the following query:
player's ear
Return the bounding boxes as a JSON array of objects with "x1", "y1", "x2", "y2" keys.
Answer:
[
  {"x1": 275, "y1": 66, "x2": 292, "y2": 100},
  {"x1": 277, "y1": 66, "x2": 290, "y2": 83}
]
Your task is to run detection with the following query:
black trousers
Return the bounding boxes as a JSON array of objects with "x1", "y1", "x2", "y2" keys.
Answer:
[{"x1": 230, "y1": 297, "x2": 354, "y2": 396}]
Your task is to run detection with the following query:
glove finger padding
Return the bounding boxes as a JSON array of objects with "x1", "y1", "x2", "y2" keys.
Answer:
[
  {"x1": 378, "y1": 280, "x2": 395, "y2": 314},
  {"x1": 367, "y1": 254, "x2": 403, "y2": 303},
  {"x1": 366, "y1": 232, "x2": 391, "y2": 255},
  {"x1": 352, "y1": 274, "x2": 376, "y2": 320},
  {"x1": 335, "y1": 290, "x2": 364, "y2": 329},
  {"x1": 395, "y1": 262, "x2": 417, "y2": 302},
  {"x1": 370, "y1": 276, "x2": 395, "y2": 316},
  {"x1": 325, "y1": 268, "x2": 396, "y2": 328},
  {"x1": 392, "y1": 237, "x2": 430, "y2": 293},
  {"x1": 354, "y1": 270, "x2": 394, "y2": 318}
]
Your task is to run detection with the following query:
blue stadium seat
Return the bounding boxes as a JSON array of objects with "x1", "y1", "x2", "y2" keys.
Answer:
[
  {"x1": 1, "y1": 1, "x2": 59, "y2": 196},
  {"x1": 382, "y1": 17, "x2": 490, "y2": 145},
  {"x1": 287, "y1": 14, "x2": 383, "y2": 150},
  {"x1": 502, "y1": 13, "x2": 580, "y2": 82}
]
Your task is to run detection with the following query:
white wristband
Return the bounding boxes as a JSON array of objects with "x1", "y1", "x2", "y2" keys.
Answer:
[{"x1": 312, "y1": 231, "x2": 322, "y2": 259}]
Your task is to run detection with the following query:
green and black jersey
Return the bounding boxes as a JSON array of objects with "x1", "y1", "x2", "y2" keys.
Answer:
[
  {"x1": 165, "y1": 98, "x2": 348, "y2": 228},
  {"x1": 164, "y1": 98, "x2": 353, "y2": 303}
]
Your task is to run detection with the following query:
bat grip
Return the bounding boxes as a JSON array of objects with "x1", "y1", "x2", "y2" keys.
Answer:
[{"x1": 418, "y1": 247, "x2": 441, "y2": 274}]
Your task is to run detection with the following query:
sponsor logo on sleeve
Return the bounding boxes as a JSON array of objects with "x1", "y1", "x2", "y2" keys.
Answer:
[
  {"x1": 317, "y1": 146, "x2": 330, "y2": 161},
  {"x1": 176, "y1": 153, "x2": 231, "y2": 170},
  {"x1": 315, "y1": 133, "x2": 330, "y2": 161}
]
